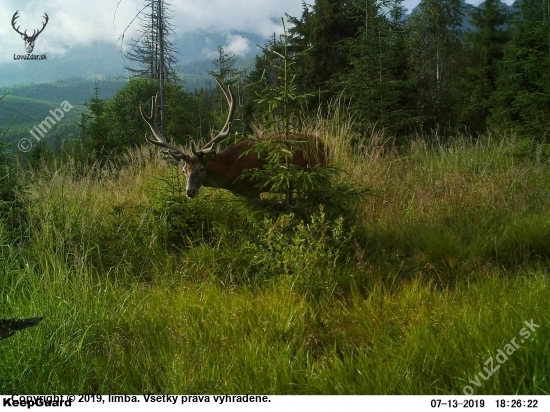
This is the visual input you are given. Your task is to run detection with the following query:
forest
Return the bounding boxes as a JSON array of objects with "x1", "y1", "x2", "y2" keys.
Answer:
[
  {"x1": 0, "y1": 0, "x2": 549, "y2": 395},
  {"x1": 43, "y1": 0, "x2": 549, "y2": 160}
]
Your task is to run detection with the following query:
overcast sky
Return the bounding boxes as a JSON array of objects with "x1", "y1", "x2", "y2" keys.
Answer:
[{"x1": 1, "y1": 0, "x2": 516, "y2": 64}]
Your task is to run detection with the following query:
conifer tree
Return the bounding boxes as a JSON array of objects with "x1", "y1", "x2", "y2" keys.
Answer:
[
  {"x1": 489, "y1": 0, "x2": 550, "y2": 138},
  {"x1": 209, "y1": 46, "x2": 245, "y2": 120},
  {"x1": 286, "y1": 0, "x2": 361, "y2": 108},
  {"x1": 124, "y1": 0, "x2": 178, "y2": 82},
  {"x1": 340, "y1": 0, "x2": 411, "y2": 135},
  {"x1": 459, "y1": 0, "x2": 509, "y2": 133},
  {"x1": 405, "y1": 0, "x2": 464, "y2": 137}
]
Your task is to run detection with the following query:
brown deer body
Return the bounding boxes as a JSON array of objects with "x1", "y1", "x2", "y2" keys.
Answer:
[
  {"x1": 141, "y1": 78, "x2": 326, "y2": 198},
  {"x1": 194, "y1": 134, "x2": 326, "y2": 198}
]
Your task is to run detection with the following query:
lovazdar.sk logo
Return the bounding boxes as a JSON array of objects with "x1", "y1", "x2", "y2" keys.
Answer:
[{"x1": 11, "y1": 10, "x2": 48, "y2": 60}]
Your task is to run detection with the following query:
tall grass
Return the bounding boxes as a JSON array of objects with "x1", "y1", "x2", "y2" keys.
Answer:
[{"x1": 1, "y1": 108, "x2": 549, "y2": 394}]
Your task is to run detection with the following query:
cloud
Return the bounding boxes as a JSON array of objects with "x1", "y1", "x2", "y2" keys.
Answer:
[
  {"x1": 2, "y1": 0, "x2": 136, "y2": 62},
  {"x1": 200, "y1": 33, "x2": 253, "y2": 61},
  {"x1": 172, "y1": 0, "x2": 301, "y2": 38},
  {"x1": 2, "y1": 0, "x2": 518, "y2": 64},
  {"x1": 225, "y1": 34, "x2": 252, "y2": 56},
  {"x1": 1, "y1": 0, "x2": 303, "y2": 63}
]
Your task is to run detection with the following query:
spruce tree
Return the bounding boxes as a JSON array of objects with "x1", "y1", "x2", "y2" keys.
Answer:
[
  {"x1": 286, "y1": 0, "x2": 361, "y2": 109},
  {"x1": 405, "y1": 0, "x2": 464, "y2": 137},
  {"x1": 489, "y1": 0, "x2": 550, "y2": 139},
  {"x1": 459, "y1": 0, "x2": 509, "y2": 133},
  {"x1": 209, "y1": 46, "x2": 245, "y2": 122},
  {"x1": 124, "y1": 0, "x2": 178, "y2": 82},
  {"x1": 340, "y1": 0, "x2": 411, "y2": 136}
]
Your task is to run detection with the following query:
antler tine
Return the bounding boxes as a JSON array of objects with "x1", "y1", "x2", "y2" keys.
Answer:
[
  {"x1": 144, "y1": 134, "x2": 188, "y2": 163},
  {"x1": 11, "y1": 11, "x2": 26, "y2": 37},
  {"x1": 200, "y1": 77, "x2": 236, "y2": 153},
  {"x1": 140, "y1": 93, "x2": 191, "y2": 162},
  {"x1": 33, "y1": 13, "x2": 49, "y2": 38},
  {"x1": 140, "y1": 93, "x2": 160, "y2": 138}
]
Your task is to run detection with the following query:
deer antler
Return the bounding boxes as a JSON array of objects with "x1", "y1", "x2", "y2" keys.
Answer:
[
  {"x1": 11, "y1": 11, "x2": 49, "y2": 40},
  {"x1": 140, "y1": 93, "x2": 191, "y2": 164},
  {"x1": 196, "y1": 77, "x2": 236, "y2": 154},
  {"x1": 11, "y1": 11, "x2": 26, "y2": 37},
  {"x1": 141, "y1": 78, "x2": 236, "y2": 162},
  {"x1": 30, "y1": 13, "x2": 49, "y2": 40}
]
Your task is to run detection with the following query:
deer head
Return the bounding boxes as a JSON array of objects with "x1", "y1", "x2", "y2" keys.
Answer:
[
  {"x1": 12, "y1": 11, "x2": 49, "y2": 54},
  {"x1": 140, "y1": 78, "x2": 236, "y2": 198}
]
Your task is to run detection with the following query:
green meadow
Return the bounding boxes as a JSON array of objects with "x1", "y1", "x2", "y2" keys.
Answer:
[{"x1": 1, "y1": 112, "x2": 549, "y2": 394}]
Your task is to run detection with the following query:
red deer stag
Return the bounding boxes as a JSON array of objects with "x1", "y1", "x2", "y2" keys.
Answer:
[{"x1": 140, "y1": 78, "x2": 326, "y2": 198}]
